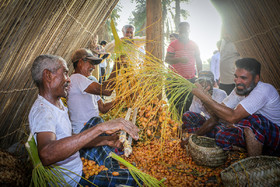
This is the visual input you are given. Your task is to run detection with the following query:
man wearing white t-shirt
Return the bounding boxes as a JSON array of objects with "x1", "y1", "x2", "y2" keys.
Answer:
[
  {"x1": 29, "y1": 54, "x2": 139, "y2": 186},
  {"x1": 181, "y1": 71, "x2": 227, "y2": 147},
  {"x1": 68, "y1": 48, "x2": 120, "y2": 134},
  {"x1": 185, "y1": 58, "x2": 280, "y2": 157},
  {"x1": 105, "y1": 24, "x2": 146, "y2": 53}
]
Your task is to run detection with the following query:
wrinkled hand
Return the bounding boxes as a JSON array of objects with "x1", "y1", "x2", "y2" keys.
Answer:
[
  {"x1": 192, "y1": 83, "x2": 212, "y2": 98},
  {"x1": 107, "y1": 134, "x2": 124, "y2": 149},
  {"x1": 99, "y1": 118, "x2": 139, "y2": 140}
]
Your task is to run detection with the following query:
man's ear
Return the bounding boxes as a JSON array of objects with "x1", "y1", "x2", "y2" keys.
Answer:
[
  {"x1": 42, "y1": 69, "x2": 53, "y2": 83},
  {"x1": 77, "y1": 59, "x2": 83, "y2": 68},
  {"x1": 255, "y1": 74, "x2": 260, "y2": 84}
]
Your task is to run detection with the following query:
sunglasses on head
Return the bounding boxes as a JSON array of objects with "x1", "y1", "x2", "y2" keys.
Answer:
[{"x1": 74, "y1": 57, "x2": 96, "y2": 65}]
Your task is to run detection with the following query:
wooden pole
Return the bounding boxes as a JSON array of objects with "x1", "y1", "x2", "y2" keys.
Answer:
[{"x1": 146, "y1": 0, "x2": 163, "y2": 60}]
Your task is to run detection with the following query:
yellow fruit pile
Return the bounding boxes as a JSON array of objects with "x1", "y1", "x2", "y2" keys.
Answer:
[
  {"x1": 136, "y1": 98, "x2": 180, "y2": 140},
  {"x1": 81, "y1": 157, "x2": 108, "y2": 179},
  {"x1": 122, "y1": 138, "x2": 247, "y2": 186}
]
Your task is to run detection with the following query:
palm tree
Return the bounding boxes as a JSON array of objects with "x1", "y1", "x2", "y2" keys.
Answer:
[{"x1": 174, "y1": 0, "x2": 189, "y2": 29}]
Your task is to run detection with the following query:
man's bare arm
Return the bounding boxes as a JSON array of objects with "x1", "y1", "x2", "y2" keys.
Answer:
[
  {"x1": 195, "y1": 50, "x2": 202, "y2": 73},
  {"x1": 165, "y1": 53, "x2": 189, "y2": 65},
  {"x1": 84, "y1": 60, "x2": 120, "y2": 96},
  {"x1": 97, "y1": 99, "x2": 115, "y2": 114},
  {"x1": 195, "y1": 116, "x2": 219, "y2": 136},
  {"x1": 37, "y1": 118, "x2": 139, "y2": 166},
  {"x1": 192, "y1": 83, "x2": 250, "y2": 123}
]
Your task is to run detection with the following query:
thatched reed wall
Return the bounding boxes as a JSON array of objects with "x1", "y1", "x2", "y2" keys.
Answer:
[
  {"x1": 212, "y1": 0, "x2": 280, "y2": 91},
  {"x1": 0, "y1": 0, "x2": 118, "y2": 149}
]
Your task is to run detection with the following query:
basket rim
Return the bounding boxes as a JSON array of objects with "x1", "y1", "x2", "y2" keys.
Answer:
[
  {"x1": 189, "y1": 134, "x2": 225, "y2": 152},
  {"x1": 221, "y1": 155, "x2": 280, "y2": 174}
]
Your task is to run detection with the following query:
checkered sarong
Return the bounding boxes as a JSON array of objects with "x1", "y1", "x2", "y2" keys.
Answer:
[
  {"x1": 182, "y1": 111, "x2": 217, "y2": 138},
  {"x1": 182, "y1": 112, "x2": 280, "y2": 156},
  {"x1": 78, "y1": 117, "x2": 137, "y2": 187}
]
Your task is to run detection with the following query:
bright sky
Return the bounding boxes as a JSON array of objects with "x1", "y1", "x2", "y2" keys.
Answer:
[{"x1": 117, "y1": 0, "x2": 222, "y2": 62}]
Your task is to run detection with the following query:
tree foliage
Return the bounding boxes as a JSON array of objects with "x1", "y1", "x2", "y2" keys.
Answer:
[
  {"x1": 105, "y1": 4, "x2": 122, "y2": 40},
  {"x1": 129, "y1": 0, "x2": 189, "y2": 39},
  {"x1": 129, "y1": 0, "x2": 146, "y2": 36},
  {"x1": 105, "y1": 0, "x2": 190, "y2": 42}
]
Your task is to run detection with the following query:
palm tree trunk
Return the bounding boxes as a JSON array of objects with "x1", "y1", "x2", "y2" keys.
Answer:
[{"x1": 175, "y1": 0, "x2": 181, "y2": 29}]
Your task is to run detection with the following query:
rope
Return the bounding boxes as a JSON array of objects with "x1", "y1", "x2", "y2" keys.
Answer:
[
  {"x1": 0, "y1": 87, "x2": 37, "y2": 94},
  {"x1": 61, "y1": 0, "x2": 95, "y2": 37},
  {"x1": 234, "y1": 24, "x2": 280, "y2": 44},
  {"x1": 0, "y1": 0, "x2": 12, "y2": 9}
]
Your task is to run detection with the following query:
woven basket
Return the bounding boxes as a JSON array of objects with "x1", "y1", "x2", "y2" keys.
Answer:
[
  {"x1": 188, "y1": 134, "x2": 228, "y2": 167},
  {"x1": 221, "y1": 156, "x2": 280, "y2": 187}
]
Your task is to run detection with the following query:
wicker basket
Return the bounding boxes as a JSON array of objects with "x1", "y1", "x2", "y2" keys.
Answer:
[
  {"x1": 221, "y1": 156, "x2": 280, "y2": 187},
  {"x1": 188, "y1": 134, "x2": 228, "y2": 167}
]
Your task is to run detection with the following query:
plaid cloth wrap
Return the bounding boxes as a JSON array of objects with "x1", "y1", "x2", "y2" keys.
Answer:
[
  {"x1": 79, "y1": 116, "x2": 137, "y2": 187},
  {"x1": 182, "y1": 112, "x2": 280, "y2": 156}
]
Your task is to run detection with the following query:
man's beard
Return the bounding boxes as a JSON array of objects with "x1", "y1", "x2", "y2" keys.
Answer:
[{"x1": 235, "y1": 81, "x2": 256, "y2": 96}]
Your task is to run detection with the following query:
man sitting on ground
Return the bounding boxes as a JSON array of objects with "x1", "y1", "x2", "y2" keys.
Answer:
[
  {"x1": 181, "y1": 71, "x2": 227, "y2": 147},
  {"x1": 67, "y1": 48, "x2": 119, "y2": 134},
  {"x1": 183, "y1": 58, "x2": 280, "y2": 157},
  {"x1": 29, "y1": 54, "x2": 139, "y2": 186}
]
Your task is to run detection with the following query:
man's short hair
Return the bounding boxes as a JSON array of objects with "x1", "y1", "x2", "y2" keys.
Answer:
[
  {"x1": 178, "y1": 22, "x2": 190, "y2": 29},
  {"x1": 196, "y1": 71, "x2": 215, "y2": 86},
  {"x1": 122, "y1": 24, "x2": 135, "y2": 33},
  {"x1": 31, "y1": 55, "x2": 64, "y2": 87},
  {"x1": 235, "y1": 58, "x2": 261, "y2": 77},
  {"x1": 170, "y1": 33, "x2": 179, "y2": 39},
  {"x1": 100, "y1": 40, "x2": 107, "y2": 46}
]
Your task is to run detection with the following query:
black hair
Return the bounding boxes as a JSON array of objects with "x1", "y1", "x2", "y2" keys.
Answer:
[
  {"x1": 100, "y1": 40, "x2": 107, "y2": 46},
  {"x1": 73, "y1": 61, "x2": 78, "y2": 69},
  {"x1": 235, "y1": 58, "x2": 261, "y2": 78},
  {"x1": 170, "y1": 33, "x2": 179, "y2": 39},
  {"x1": 178, "y1": 22, "x2": 190, "y2": 28}
]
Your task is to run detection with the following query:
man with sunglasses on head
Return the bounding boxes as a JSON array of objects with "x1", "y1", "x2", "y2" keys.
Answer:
[{"x1": 181, "y1": 71, "x2": 227, "y2": 147}]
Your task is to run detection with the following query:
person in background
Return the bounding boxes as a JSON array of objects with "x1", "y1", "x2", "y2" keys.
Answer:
[
  {"x1": 99, "y1": 40, "x2": 109, "y2": 84},
  {"x1": 219, "y1": 27, "x2": 241, "y2": 95},
  {"x1": 169, "y1": 33, "x2": 179, "y2": 43},
  {"x1": 29, "y1": 54, "x2": 139, "y2": 186},
  {"x1": 165, "y1": 21, "x2": 202, "y2": 114},
  {"x1": 210, "y1": 40, "x2": 222, "y2": 87},
  {"x1": 105, "y1": 24, "x2": 146, "y2": 53},
  {"x1": 184, "y1": 58, "x2": 280, "y2": 157},
  {"x1": 181, "y1": 71, "x2": 227, "y2": 147},
  {"x1": 88, "y1": 35, "x2": 103, "y2": 56}
]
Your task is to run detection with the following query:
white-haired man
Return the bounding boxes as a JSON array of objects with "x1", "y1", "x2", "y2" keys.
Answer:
[
  {"x1": 29, "y1": 54, "x2": 139, "y2": 186},
  {"x1": 105, "y1": 24, "x2": 146, "y2": 53}
]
